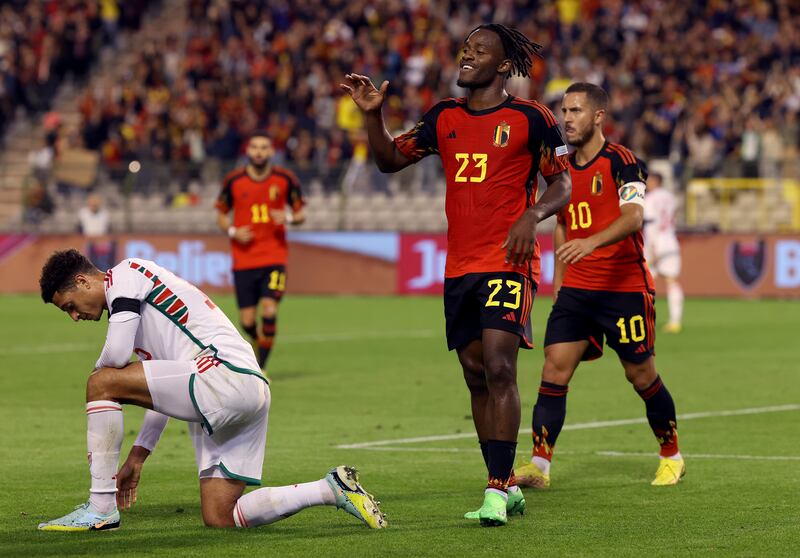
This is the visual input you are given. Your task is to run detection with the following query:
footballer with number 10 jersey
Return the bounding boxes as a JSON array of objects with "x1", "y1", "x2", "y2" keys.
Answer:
[
  {"x1": 394, "y1": 95, "x2": 570, "y2": 349},
  {"x1": 548, "y1": 140, "x2": 656, "y2": 363},
  {"x1": 516, "y1": 83, "x2": 683, "y2": 492}
]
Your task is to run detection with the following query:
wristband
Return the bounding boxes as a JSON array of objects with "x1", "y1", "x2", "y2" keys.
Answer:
[{"x1": 227, "y1": 226, "x2": 236, "y2": 238}]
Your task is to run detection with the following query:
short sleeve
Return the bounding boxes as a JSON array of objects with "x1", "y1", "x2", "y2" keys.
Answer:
[
  {"x1": 528, "y1": 105, "x2": 569, "y2": 177},
  {"x1": 609, "y1": 146, "x2": 648, "y2": 188},
  {"x1": 105, "y1": 260, "x2": 155, "y2": 311},
  {"x1": 284, "y1": 170, "x2": 305, "y2": 212},
  {"x1": 393, "y1": 102, "x2": 443, "y2": 163},
  {"x1": 215, "y1": 175, "x2": 235, "y2": 214}
]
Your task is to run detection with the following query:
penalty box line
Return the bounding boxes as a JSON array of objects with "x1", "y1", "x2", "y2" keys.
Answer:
[{"x1": 335, "y1": 403, "x2": 800, "y2": 450}]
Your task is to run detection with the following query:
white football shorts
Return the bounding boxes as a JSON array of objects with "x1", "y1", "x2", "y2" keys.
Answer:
[
  {"x1": 142, "y1": 358, "x2": 270, "y2": 485},
  {"x1": 645, "y1": 234, "x2": 681, "y2": 279}
]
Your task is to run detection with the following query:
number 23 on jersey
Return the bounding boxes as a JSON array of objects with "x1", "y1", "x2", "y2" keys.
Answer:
[{"x1": 454, "y1": 153, "x2": 488, "y2": 183}]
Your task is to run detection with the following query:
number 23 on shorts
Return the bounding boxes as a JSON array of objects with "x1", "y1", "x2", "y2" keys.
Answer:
[{"x1": 485, "y1": 279, "x2": 522, "y2": 309}]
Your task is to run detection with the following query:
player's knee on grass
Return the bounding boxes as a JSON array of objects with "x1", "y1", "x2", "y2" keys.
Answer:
[
  {"x1": 200, "y1": 478, "x2": 244, "y2": 528},
  {"x1": 622, "y1": 358, "x2": 657, "y2": 390},
  {"x1": 202, "y1": 505, "x2": 237, "y2": 528}
]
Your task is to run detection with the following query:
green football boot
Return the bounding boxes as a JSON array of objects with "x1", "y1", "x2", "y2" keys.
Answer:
[
  {"x1": 506, "y1": 488, "x2": 526, "y2": 516},
  {"x1": 464, "y1": 491, "x2": 508, "y2": 526}
]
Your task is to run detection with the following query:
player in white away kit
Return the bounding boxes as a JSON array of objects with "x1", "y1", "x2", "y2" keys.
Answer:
[
  {"x1": 643, "y1": 173, "x2": 684, "y2": 333},
  {"x1": 37, "y1": 249, "x2": 385, "y2": 531}
]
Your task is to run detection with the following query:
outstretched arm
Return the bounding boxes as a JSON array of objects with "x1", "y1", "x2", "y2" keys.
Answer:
[{"x1": 340, "y1": 74, "x2": 412, "y2": 173}]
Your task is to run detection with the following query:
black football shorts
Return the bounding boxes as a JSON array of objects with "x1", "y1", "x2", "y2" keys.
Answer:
[
  {"x1": 232, "y1": 265, "x2": 287, "y2": 308},
  {"x1": 444, "y1": 271, "x2": 536, "y2": 351},
  {"x1": 544, "y1": 286, "x2": 656, "y2": 363}
]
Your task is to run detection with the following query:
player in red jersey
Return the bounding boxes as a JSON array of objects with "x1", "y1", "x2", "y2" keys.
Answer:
[
  {"x1": 341, "y1": 24, "x2": 572, "y2": 526},
  {"x1": 216, "y1": 131, "x2": 305, "y2": 371},
  {"x1": 515, "y1": 83, "x2": 684, "y2": 489}
]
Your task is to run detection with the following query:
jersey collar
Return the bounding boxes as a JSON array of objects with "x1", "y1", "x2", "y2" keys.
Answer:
[
  {"x1": 462, "y1": 94, "x2": 515, "y2": 116},
  {"x1": 570, "y1": 139, "x2": 608, "y2": 171}
]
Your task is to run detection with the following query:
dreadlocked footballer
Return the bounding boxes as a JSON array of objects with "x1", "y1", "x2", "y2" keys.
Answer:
[
  {"x1": 341, "y1": 24, "x2": 572, "y2": 526},
  {"x1": 469, "y1": 23, "x2": 543, "y2": 78}
]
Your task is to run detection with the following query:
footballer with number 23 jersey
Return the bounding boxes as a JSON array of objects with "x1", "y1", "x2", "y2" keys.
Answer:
[{"x1": 395, "y1": 95, "x2": 570, "y2": 349}]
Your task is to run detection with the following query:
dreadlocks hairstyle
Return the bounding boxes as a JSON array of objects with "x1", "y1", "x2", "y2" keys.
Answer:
[
  {"x1": 470, "y1": 23, "x2": 543, "y2": 78},
  {"x1": 39, "y1": 249, "x2": 97, "y2": 303}
]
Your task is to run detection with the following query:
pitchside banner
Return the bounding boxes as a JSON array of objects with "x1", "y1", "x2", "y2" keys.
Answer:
[
  {"x1": 0, "y1": 232, "x2": 797, "y2": 297},
  {"x1": 397, "y1": 233, "x2": 555, "y2": 295}
]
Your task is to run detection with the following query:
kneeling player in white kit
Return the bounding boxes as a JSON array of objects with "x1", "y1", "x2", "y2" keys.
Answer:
[
  {"x1": 37, "y1": 249, "x2": 386, "y2": 531},
  {"x1": 644, "y1": 173, "x2": 684, "y2": 333}
]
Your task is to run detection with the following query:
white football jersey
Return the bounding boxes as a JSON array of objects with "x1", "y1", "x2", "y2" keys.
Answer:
[
  {"x1": 644, "y1": 188, "x2": 677, "y2": 237},
  {"x1": 103, "y1": 258, "x2": 259, "y2": 372}
]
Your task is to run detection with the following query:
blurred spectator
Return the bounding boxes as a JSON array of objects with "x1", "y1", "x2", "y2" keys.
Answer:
[
  {"x1": 78, "y1": 193, "x2": 116, "y2": 270},
  {"x1": 78, "y1": 193, "x2": 109, "y2": 237},
  {"x1": 0, "y1": 1, "x2": 154, "y2": 137},
  {"x1": 22, "y1": 178, "x2": 54, "y2": 226},
  {"x1": 3, "y1": 0, "x2": 790, "y2": 196}
]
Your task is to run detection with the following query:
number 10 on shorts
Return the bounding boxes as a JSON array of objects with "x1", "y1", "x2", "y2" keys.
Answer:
[{"x1": 616, "y1": 315, "x2": 645, "y2": 343}]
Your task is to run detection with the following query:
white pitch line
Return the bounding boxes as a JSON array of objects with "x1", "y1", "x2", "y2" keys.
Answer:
[
  {"x1": 346, "y1": 447, "x2": 800, "y2": 461},
  {"x1": 3, "y1": 329, "x2": 439, "y2": 355},
  {"x1": 596, "y1": 451, "x2": 800, "y2": 461},
  {"x1": 335, "y1": 404, "x2": 800, "y2": 449}
]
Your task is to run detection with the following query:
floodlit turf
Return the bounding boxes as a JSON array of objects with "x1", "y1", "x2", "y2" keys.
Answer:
[{"x1": 1, "y1": 294, "x2": 798, "y2": 557}]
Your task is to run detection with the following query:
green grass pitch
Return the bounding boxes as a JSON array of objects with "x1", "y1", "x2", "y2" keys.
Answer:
[{"x1": 1, "y1": 294, "x2": 799, "y2": 557}]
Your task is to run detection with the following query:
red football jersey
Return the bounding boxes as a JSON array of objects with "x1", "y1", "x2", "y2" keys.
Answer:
[
  {"x1": 215, "y1": 166, "x2": 304, "y2": 271},
  {"x1": 559, "y1": 141, "x2": 655, "y2": 292},
  {"x1": 394, "y1": 95, "x2": 569, "y2": 283}
]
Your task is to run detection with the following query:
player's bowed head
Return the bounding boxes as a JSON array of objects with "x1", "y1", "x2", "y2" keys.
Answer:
[{"x1": 40, "y1": 249, "x2": 107, "y2": 322}]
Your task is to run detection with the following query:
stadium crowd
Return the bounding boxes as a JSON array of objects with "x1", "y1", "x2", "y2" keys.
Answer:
[
  {"x1": 11, "y1": 0, "x2": 800, "y2": 199},
  {"x1": 0, "y1": 0, "x2": 152, "y2": 138}
]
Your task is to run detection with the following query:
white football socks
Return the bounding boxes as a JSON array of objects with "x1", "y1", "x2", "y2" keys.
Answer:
[
  {"x1": 233, "y1": 479, "x2": 335, "y2": 528},
  {"x1": 532, "y1": 456, "x2": 551, "y2": 476},
  {"x1": 86, "y1": 400, "x2": 123, "y2": 515},
  {"x1": 667, "y1": 281, "x2": 684, "y2": 326}
]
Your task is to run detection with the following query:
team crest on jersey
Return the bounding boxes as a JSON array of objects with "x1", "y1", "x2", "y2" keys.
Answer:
[
  {"x1": 493, "y1": 121, "x2": 510, "y2": 147},
  {"x1": 728, "y1": 239, "x2": 766, "y2": 289},
  {"x1": 591, "y1": 172, "x2": 603, "y2": 195}
]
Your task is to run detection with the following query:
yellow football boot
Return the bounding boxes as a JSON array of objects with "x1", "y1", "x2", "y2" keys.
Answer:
[
  {"x1": 651, "y1": 457, "x2": 685, "y2": 486},
  {"x1": 514, "y1": 461, "x2": 550, "y2": 489}
]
